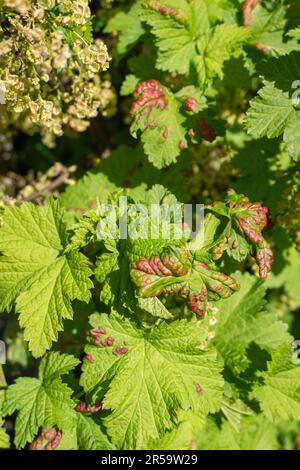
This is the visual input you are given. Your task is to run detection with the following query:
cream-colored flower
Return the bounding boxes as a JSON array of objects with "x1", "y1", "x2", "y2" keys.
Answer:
[{"x1": 0, "y1": 0, "x2": 116, "y2": 145}]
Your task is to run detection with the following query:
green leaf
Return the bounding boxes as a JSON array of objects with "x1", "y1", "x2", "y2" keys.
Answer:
[
  {"x1": 95, "y1": 249, "x2": 135, "y2": 312},
  {"x1": 220, "y1": 398, "x2": 253, "y2": 433},
  {"x1": 92, "y1": 186, "x2": 187, "y2": 313},
  {"x1": 266, "y1": 231, "x2": 300, "y2": 304},
  {"x1": 257, "y1": 51, "x2": 300, "y2": 94},
  {"x1": 140, "y1": 103, "x2": 187, "y2": 168},
  {"x1": 214, "y1": 272, "x2": 291, "y2": 373},
  {"x1": 232, "y1": 138, "x2": 288, "y2": 214},
  {"x1": 0, "y1": 200, "x2": 93, "y2": 357},
  {"x1": 81, "y1": 312, "x2": 224, "y2": 449},
  {"x1": 105, "y1": 2, "x2": 145, "y2": 55},
  {"x1": 60, "y1": 145, "x2": 192, "y2": 217},
  {"x1": 140, "y1": 0, "x2": 247, "y2": 88},
  {"x1": 0, "y1": 423, "x2": 9, "y2": 449},
  {"x1": 146, "y1": 413, "x2": 204, "y2": 450},
  {"x1": 54, "y1": 413, "x2": 115, "y2": 450},
  {"x1": 246, "y1": 74, "x2": 300, "y2": 162},
  {"x1": 120, "y1": 74, "x2": 140, "y2": 96},
  {"x1": 289, "y1": 28, "x2": 300, "y2": 39},
  {"x1": 137, "y1": 297, "x2": 174, "y2": 320},
  {"x1": 283, "y1": 113, "x2": 300, "y2": 161},
  {"x1": 195, "y1": 25, "x2": 249, "y2": 86},
  {"x1": 127, "y1": 54, "x2": 162, "y2": 83},
  {"x1": 76, "y1": 414, "x2": 115, "y2": 450},
  {"x1": 0, "y1": 390, "x2": 9, "y2": 449},
  {"x1": 246, "y1": 82, "x2": 295, "y2": 139},
  {"x1": 247, "y1": 52, "x2": 300, "y2": 161},
  {"x1": 140, "y1": 0, "x2": 202, "y2": 75},
  {"x1": 252, "y1": 344, "x2": 300, "y2": 422},
  {"x1": 60, "y1": 21, "x2": 93, "y2": 47},
  {"x1": 2, "y1": 352, "x2": 79, "y2": 449},
  {"x1": 249, "y1": 2, "x2": 298, "y2": 55},
  {"x1": 0, "y1": 367, "x2": 6, "y2": 388},
  {"x1": 197, "y1": 415, "x2": 279, "y2": 450},
  {"x1": 130, "y1": 83, "x2": 207, "y2": 168}
]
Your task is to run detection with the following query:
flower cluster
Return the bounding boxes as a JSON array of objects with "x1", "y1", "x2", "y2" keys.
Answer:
[{"x1": 0, "y1": 0, "x2": 116, "y2": 146}]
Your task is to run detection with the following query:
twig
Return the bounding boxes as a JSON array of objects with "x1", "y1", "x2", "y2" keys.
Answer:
[{"x1": 22, "y1": 168, "x2": 69, "y2": 202}]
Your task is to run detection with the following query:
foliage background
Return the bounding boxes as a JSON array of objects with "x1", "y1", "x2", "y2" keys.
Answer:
[{"x1": 0, "y1": 0, "x2": 300, "y2": 450}]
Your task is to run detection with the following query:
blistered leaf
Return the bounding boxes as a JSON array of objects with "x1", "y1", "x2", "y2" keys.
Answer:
[
  {"x1": 81, "y1": 312, "x2": 224, "y2": 449},
  {"x1": 130, "y1": 246, "x2": 239, "y2": 317}
]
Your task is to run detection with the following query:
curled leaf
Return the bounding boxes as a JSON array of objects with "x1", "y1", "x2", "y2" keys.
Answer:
[
  {"x1": 75, "y1": 402, "x2": 102, "y2": 414},
  {"x1": 194, "y1": 262, "x2": 240, "y2": 299},
  {"x1": 242, "y1": 0, "x2": 261, "y2": 27},
  {"x1": 235, "y1": 204, "x2": 268, "y2": 245},
  {"x1": 130, "y1": 80, "x2": 167, "y2": 123},
  {"x1": 130, "y1": 246, "x2": 190, "y2": 297},
  {"x1": 210, "y1": 190, "x2": 273, "y2": 278},
  {"x1": 187, "y1": 285, "x2": 208, "y2": 319},
  {"x1": 130, "y1": 246, "x2": 239, "y2": 317},
  {"x1": 29, "y1": 428, "x2": 62, "y2": 451},
  {"x1": 256, "y1": 244, "x2": 274, "y2": 279}
]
